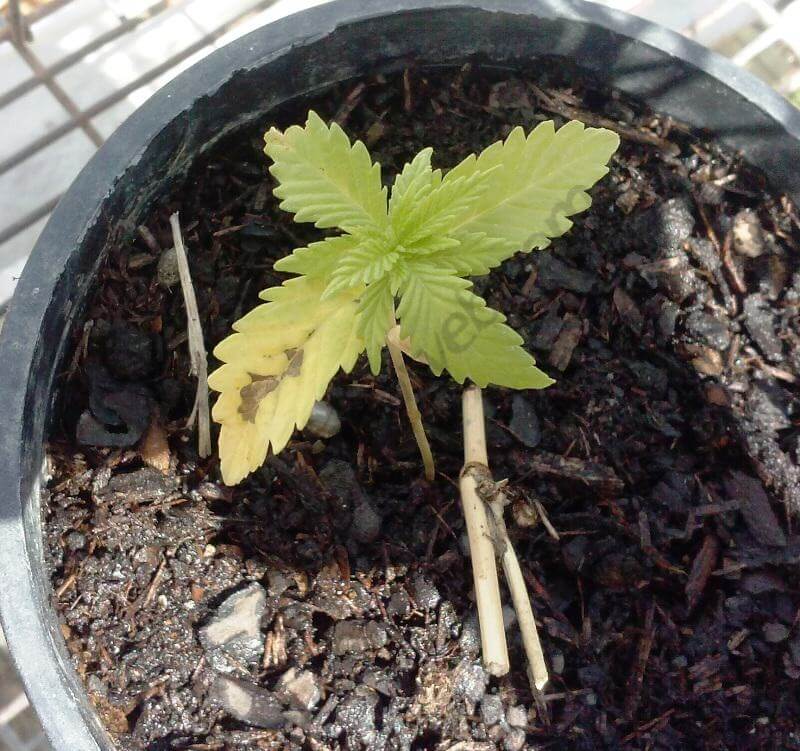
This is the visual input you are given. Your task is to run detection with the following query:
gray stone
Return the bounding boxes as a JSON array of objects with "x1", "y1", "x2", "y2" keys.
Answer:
[
  {"x1": 366, "y1": 621, "x2": 388, "y2": 649},
  {"x1": 332, "y1": 621, "x2": 370, "y2": 655},
  {"x1": 157, "y1": 246, "x2": 180, "y2": 287},
  {"x1": 350, "y1": 497, "x2": 382, "y2": 544},
  {"x1": 733, "y1": 209, "x2": 765, "y2": 258},
  {"x1": 685, "y1": 311, "x2": 730, "y2": 350},
  {"x1": 411, "y1": 574, "x2": 441, "y2": 610},
  {"x1": 763, "y1": 622, "x2": 790, "y2": 643},
  {"x1": 509, "y1": 395, "x2": 541, "y2": 448},
  {"x1": 65, "y1": 531, "x2": 86, "y2": 551},
  {"x1": 199, "y1": 583, "x2": 266, "y2": 674},
  {"x1": 304, "y1": 401, "x2": 341, "y2": 439},
  {"x1": 210, "y1": 674, "x2": 284, "y2": 729},
  {"x1": 536, "y1": 254, "x2": 596, "y2": 294},
  {"x1": 505, "y1": 728, "x2": 526, "y2": 751},
  {"x1": 275, "y1": 668, "x2": 322, "y2": 711},
  {"x1": 506, "y1": 705, "x2": 528, "y2": 728},
  {"x1": 480, "y1": 694, "x2": 504, "y2": 726},
  {"x1": 453, "y1": 659, "x2": 488, "y2": 706},
  {"x1": 743, "y1": 295, "x2": 784, "y2": 363},
  {"x1": 745, "y1": 381, "x2": 793, "y2": 435},
  {"x1": 459, "y1": 612, "x2": 481, "y2": 656},
  {"x1": 335, "y1": 687, "x2": 378, "y2": 748},
  {"x1": 649, "y1": 197, "x2": 696, "y2": 255},
  {"x1": 386, "y1": 587, "x2": 411, "y2": 619}
]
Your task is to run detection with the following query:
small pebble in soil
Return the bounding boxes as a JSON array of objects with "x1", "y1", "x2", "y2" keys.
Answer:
[
  {"x1": 452, "y1": 659, "x2": 488, "y2": 706},
  {"x1": 65, "y1": 530, "x2": 86, "y2": 551},
  {"x1": 505, "y1": 728, "x2": 527, "y2": 751},
  {"x1": 480, "y1": 694, "x2": 505, "y2": 726},
  {"x1": 332, "y1": 687, "x2": 378, "y2": 747},
  {"x1": 733, "y1": 209, "x2": 766, "y2": 258},
  {"x1": 745, "y1": 380, "x2": 793, "y2": 435},
  {"x1": 743, "y1": 295, "x2": 783, "y2": 362},
  {"x1": 209, "y1": 674, "x2": 285, "y2": 729},
  {"x1": 304, "y1": 400, "x2": 341, "y2": 439},
  {"x1": 458, "y1": 612, "x2": 481, "y2": 657},
  {"x1": 763, "y1": 623, "x2": 790, "y2": 643},
  {"x1": 411, "y1": 574, "x2": 441, "y2": 610},
  {"x1": 199, "y1": 582, "x2": 267, "y2": 674},
  {"x1": 104, "y1": 321, "x2": 157, "y2": 381},
  {"x1": 332, "y1": 620, "x2": 370, "y2": 655},
  {"x1": 509, "y1": 394, "x2": 541, "y2": 448},
  {"x1": 156, "y1": 246, "x2": 180, "y2": 287},
  {"x1": 275, "y1": 667, "x2": 322, "y2": 711},
  {"x1": 551, "y1": 650, "x2": 565, "y2": 675},
  {"x1": 506, "y1": 705, "x2": 528, "y2": 728},
  {"x1": 685, "y1": 311, "x2": 730, "y2": 350},
  {"x1": 349, "y1": 495, "x2": 382, "y2": 544},
  {"x1": 387, "y1": 587, "x2": 411, "y2": 619},
  {"x1": 535, "y1": 253, "x2": 596, "y2": 294}
]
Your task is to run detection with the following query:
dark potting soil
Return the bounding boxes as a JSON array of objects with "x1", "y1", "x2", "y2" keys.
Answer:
[{"x1": 43, "y1": 64, "x2": 800, "y2": 750}]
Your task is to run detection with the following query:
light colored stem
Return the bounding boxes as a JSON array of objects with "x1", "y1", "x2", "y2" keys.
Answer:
[
  {"x1": 486, "y1": 493, "x2": 550, "y2": 691},
  {"x1": 386, "y1": 329, "x2": 435, "y2": 481},
  {"x1": 170, "y1": 212, "x2": 211, "y2": 458},
  {"x1": 460, "y1": 386, "x2": 509, "y2": 676}
]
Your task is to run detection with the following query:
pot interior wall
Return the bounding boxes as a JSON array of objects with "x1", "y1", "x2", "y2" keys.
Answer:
[{"x1": 4, "y1": 3, "x2": 800, "y2": 749}]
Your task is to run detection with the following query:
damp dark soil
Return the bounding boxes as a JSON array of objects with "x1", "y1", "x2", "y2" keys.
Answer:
[{"x1": 44, "y1": 64, "x2": 800, "y2": 750}]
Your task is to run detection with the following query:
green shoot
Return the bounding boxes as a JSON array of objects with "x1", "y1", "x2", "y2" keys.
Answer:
[{"x1": 209, "y1": 111, "x2": 619, "y2": 484}]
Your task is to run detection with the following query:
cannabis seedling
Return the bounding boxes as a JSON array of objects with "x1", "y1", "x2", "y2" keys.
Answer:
[{"x1": 209, "y1": 111, "x2": 618, "y2": 486}]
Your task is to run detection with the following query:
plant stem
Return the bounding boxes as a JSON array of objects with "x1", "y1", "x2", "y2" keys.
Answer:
[
  {"x1": 386, "y1": 328, "x2": 435, "y2": 481},
  {"x1": 460, "y1": 385, "x2": 509, "y2": 676}
]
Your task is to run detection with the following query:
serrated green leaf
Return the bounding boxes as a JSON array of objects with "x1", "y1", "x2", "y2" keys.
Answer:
[
  {"x1": 422, "y1": 231, "x2": 518, "y2": 275},
  {"x1": 404, "y1": 234, "x2": 461, "y2": 256},
  {"x1": 443, "y1": 120, "x2": 619, "y2": 252},
  {"x1": 274, "y1": 234, "x2": 360, "y2": 277},
  {"x1": 389, "y1": 148, "x2": 439, "y2": 211},
  {"x1": 323, "y1": 234, "x2": 399, "y2": 299},
  {"x1": 396, "y1": 261, "x2": 553, "y2": 389},
  {"x1": 356, "y1": 276, "x2": 395, "y2": 374},
  {"x1": 398, "y1": 168, "x2": 494, "y2": 245},
  {"x1": 264, "y1": 111, "x2": 388, "y2": 232}
]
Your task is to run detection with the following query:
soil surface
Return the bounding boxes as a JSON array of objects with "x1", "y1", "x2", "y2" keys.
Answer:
[{"x1": 44, "y1": 65, "x2": 800, "y2": 750}]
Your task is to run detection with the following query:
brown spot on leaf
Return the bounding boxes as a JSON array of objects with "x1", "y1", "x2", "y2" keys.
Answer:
[
  {"x1": 239, "y1": 376, "x2": 278, "y2": 423},
  {"x1": 286, "y1": 349, "x2": 304, "y2": 377}
]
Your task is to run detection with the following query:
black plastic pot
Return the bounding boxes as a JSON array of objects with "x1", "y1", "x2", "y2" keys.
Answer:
[{"x1": 1, "y1": 1, "x2": 799, "y2": 747}]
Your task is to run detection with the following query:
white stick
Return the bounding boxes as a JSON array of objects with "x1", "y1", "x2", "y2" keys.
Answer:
[
  {"x1": 486, "y1": 492, "x2": 550, "y2": 691},
  {"x1": 169, "y1": 213, "x2": 211, "y2": 458},
  {"x1": 460, "y1": 386, "x2": 509, "y2": 676}
]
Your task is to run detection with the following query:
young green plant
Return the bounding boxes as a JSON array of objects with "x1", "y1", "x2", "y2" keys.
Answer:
[
  {"x1": 208, "y1": 111, "x2": 618, "y2": 486},
  {"x1": 208, "y1": 110, "x2": 618, "y2": 687}
]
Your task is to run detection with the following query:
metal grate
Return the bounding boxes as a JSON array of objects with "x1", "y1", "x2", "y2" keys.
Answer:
[{"x1": 0, "y1": 0, "x2": 329, "y2": 305}]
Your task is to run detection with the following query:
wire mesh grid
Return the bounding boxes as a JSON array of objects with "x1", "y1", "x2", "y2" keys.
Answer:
[{"x1": 0, "y1": 1, "x2": 798, "y2": 749}]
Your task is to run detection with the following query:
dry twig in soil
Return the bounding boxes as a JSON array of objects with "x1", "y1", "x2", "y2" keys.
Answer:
[
  {"x1": 169, "y1": 212, "x2": 211, "y2": 458},
  {"x1": 460, "y1": 385, "x2": 550, "y2": 690}
]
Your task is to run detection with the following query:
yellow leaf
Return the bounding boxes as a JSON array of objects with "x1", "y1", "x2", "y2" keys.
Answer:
[{"x1": 209, "y1": 276, "x2": 363, "y2": 484}]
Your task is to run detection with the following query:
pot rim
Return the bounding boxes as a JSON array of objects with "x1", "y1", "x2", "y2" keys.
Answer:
[{"x1": 1, "y1": 1, "x2": 799, "y2": 748}]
